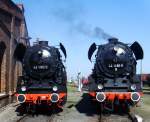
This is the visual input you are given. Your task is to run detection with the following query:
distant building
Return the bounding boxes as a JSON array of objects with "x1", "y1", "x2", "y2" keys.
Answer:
[
  {"x1": 137, "y1": 74, "x2": 150, "y2": 86},
  {"x1": 141, "y1": 74, "x2": 150, "y2": 86},
  {"x1": 141, "y1": 74, "x2": 150, "y2": 81},
  {"x1": 0, "y1": 0, "x2": 29, "y2": 95}
]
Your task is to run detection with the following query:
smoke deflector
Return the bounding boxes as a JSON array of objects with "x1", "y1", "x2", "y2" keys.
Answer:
[
  {"x1": 88, "y1": 43, "x2": 97, "y2": 61},
  {"x1": 130, "y1": 41, "x2": 144, "y2": 60},
  {"x1": 60, "y1": 43, "x2": 67, "y2": 59}
]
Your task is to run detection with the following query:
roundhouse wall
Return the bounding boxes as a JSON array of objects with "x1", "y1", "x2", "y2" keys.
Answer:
[{"x1": 0, "y1": 0, "x2": 29, "y2": 95}]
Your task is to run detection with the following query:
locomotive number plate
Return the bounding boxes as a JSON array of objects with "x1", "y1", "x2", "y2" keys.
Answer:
[
  {"x1": 108, "y1": 64, "x2": 124, "y2": 68},
  {"x1": 33, "y1": 65, "x2": 49, "y2": 70}
]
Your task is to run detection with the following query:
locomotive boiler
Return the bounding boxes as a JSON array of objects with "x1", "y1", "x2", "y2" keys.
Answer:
[
  {"x1": 15, "y1": 40, "x2": 67, "y2": 113},
  {"x1": 88, "y1": 38, "x2": 144, "y2": 111}
]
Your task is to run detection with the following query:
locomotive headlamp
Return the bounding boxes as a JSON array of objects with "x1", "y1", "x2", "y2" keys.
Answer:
[
  {"x1": 21, "y1": 86, "x2": 26, "y2": 91},
  {"x1": 131, "y1": 84, "x2": 136, "y2": 90},
  {"x1": 98, "y1": 84, "x2": 103, "y2": 90},
  {"x1": 114, "y1": 46, "x2": 125, "y2": 56},
  {"x1": 42, "y1": 50, "x2": 51, "y2": 58},
  {"x1": 53, "y1": 86, "x2": 58, "y2": 91},
  {"x1": 38, "y1": 51, "x2": 42, "y2": 54}
]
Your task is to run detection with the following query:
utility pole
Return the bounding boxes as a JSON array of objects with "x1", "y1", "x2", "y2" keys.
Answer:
[
  {"x1": 140, "y1": 60, "x2": 143, "y2": 88},
  {"x1": 77, "y1": 72, "x2": 81, "y2": 92}
]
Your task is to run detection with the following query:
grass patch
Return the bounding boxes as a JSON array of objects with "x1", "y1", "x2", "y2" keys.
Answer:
[
  {"x1": 143, "y1": 86, "x2": 150, "y2": 90},
  {"x1": 66, "y1": 85, "x2": 82, "y2": 103},
  {"x1": 135, "y1": 94, "x2": 150, "y2": 121},
  {"x1": 142, "y1": 86, "x2": 150, "y2": 94},
  {"x1": 67, "y1": 85, "x2": 78, "y2": 92}
]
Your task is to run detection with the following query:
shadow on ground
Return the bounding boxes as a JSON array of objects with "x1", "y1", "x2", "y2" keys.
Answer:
[
  {"x1": 75, "y1": 93, "x2": 100, "y2": 116},
  {"x1": 15, "y1": 104, "x2": 63, "y2": 116}
]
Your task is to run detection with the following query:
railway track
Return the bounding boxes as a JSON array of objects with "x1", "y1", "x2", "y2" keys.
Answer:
[
  {"x1": 16, "y1": 113, "x2": 56, "y2": 122},
  {"x1": 128, "y1": 112, "x2": 138, "y2": 122},
  {"x1": 16, "y1": 107, "x2": 57, "y2": 122},
  {"x1": 98, "y1": 113, "x2": 139, "y2": 122},
  {"x1": 47, "y1": 112, "x2": 55, "y2": 122},
  {"x1": 16, "y1": 114, "x2": 28, "y2": 122},
  {"x1": 98, "y1": 108, "x2": 142, "y2": 122}
]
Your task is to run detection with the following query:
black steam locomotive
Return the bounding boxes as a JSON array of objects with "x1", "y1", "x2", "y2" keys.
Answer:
[
  {"x1": 88, "y1": 38, "x2": 144, "y2": 111},
  {"x1": 15, "y1": 40, "x2": 67, "y2": 113}
]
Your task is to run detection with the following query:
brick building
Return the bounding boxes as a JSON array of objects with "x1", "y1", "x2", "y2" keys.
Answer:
[
  {"x1": 0, "y1": 0, "x2": 29, "y2": 95},
  {"x1": 141, "y1": 74, "x2": 150, "y2": 81}
]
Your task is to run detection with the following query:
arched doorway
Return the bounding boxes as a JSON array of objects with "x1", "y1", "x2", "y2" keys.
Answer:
[
  {"x1": 0, "y1": 42, "x2": 6, "y2": 93},
  {"x1": 13, "y1": 43, "x2": 26, "y2": 92},
  {"x1": 14, "y1": 62, "x2": 22, "y2": 92}
]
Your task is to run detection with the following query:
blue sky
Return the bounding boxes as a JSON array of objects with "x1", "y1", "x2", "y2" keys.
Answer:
[{"x1": 13, "y1": 0, "x2": 150, "y2": 79}]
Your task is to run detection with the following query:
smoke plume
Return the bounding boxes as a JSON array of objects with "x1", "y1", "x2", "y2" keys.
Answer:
[{"x1": 51, "y1": 1, "x2": 112, "y2": 40}]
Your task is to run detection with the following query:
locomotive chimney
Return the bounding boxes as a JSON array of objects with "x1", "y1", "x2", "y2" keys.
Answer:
[
  {"x1": 33, "y1": 38, "x2": 49, "y2": 46},
  {"x1": 108, "y1": 38, "x2": 118, "y2": 43},
  {"x1": 38, "y1": 41, "x2": 48, "y2": 46}
]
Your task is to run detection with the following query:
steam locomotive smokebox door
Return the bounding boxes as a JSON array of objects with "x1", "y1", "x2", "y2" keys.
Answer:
[{"x1": 23, "y1": 45, "x2": 58, "y2": 79}]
